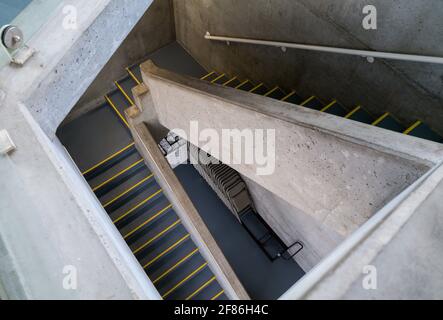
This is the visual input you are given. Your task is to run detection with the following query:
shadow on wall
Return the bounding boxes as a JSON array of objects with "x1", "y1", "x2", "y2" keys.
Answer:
[{"x1": 173, "y1": 0, "x2": 443, "y2": 136}]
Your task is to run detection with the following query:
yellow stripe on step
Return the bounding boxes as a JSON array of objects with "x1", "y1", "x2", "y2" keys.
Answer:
[
  {"x1": 372, "y1": 112, "x2": 390, "y2": 126},
  {"x1": 162, "y1": 262, "x2": 208, "y2": 299},
  {"x1": 92, "y1": 159, "x2": 144, "y2": 192},
  {"x1": 200, "y1": 71, "x2": 216, "y2": 80},
  {"x1": 105, "y1": 95, "x2": 130, "y2": 128},
  {"x1": 115, "y1": 80, "x2": 135, "y2": 106},
  {"x1": 82, "y1": 142, "x2": 135, "y2": 175},
  {"x1": 404, "y1": 120, "x2": 422, "y2": 135},
  {"x1": 320, "y1": 100, "x2": 337, "y2": 112},
  {"x1": 345, "y1": 105, "x2": 361, "y2": 119},
  {"x1": 143, "y1": 234, "x2": 191, "y2": 269}
]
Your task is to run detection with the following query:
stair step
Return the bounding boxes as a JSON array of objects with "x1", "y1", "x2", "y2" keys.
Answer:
[
  {"x1": 345, "y1": 106, "x2": 374, "y2": 124},
  {"x1": 249, "y1": 83, "x2": 269, "y2": 95},
  {"x1": 264, "y1": 86, "x2": 286, "y2": 100},
  {"x1": 210, "y1": 73, "x2": 229, "y2": 85},
  {"x1": 116, "y1": 76, "x2": 138, "y2": 104},
  {"x1": 162, "y1": 263, "x2": 213, "y2": 300},
  {"x1": 109, "y1": 183, "x2": 164, "y2": 225},
  {"x1": 321, "y1": 100, "x2": 348, "y2": 117},
  {"x1": 83, "y1": 142, "x2": 137, "y2": 180},
  {"x1": 373, "y1": 113, "x2": 405, "y2": 132},
  {"x1": 126, "y1": 65, "x2": 143, "y2": 85},
  {"x1": 137, "y1": 224, "x2": 189, "y2": 267},
  {"x1": 88, "y1": 152, "x2": 144, "y2": 197},
  {"x1": 406, "y1": 122, "x2": 443, "y2": 143},
  {"x1": 300, "y1": 96, "x2": 324, "y2": 110},
  {"x1": 99, "y1": 169, "x2": 154, "y2": 210},
  {"x1": 132, "y1": 217, "x2": 185, "y2": 262},
  {"x1": 155, "y1": 250, "x2": 205, "y2": 293},
  {"x1": 148, "y1": 241, "x2": 199, "y2": 285},
  {"x1": 235, "y1": 80, "x2": 255, "y2": 92},
  {"x1": 120, "y1": 201, "x2": 173, "y2": 241},
  {"x1": 281, "y1": 91, "x2": 304, "y2": 105},
  {"x1": 222, "y1": 76, "x2": 241, "y2": 88},
  {"x1": 187, "y1": 277, "x2": 225, "y2": 301},
  {"x1": 200, "y1": 71, "x2": 220, "y2": 82}
]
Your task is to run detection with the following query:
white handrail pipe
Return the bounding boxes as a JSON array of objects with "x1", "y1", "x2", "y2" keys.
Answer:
[{"x1": 205, "y1": 32, "x2": 443, "y2": 65}]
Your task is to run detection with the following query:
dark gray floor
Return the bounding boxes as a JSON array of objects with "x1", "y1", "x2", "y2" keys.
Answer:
[{"x1": 174, "y1": 164, "x2": 305, "y2": 300}]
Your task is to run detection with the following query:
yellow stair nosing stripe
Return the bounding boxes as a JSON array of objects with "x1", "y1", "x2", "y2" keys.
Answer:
[
  {"x1": 211, "y1": 290, "x2": 225, "y2": 300},
  {"x1": 82, "y1": 142, "x2": 135, "y2": 176},
  {"x1": 200, "y1": 71, "x2": 216, "y2": 80},
  {"x1": 126, "y1": 67, "x2": 141, "y2": 85},
  {"x1": 281, "y1": 90, "x2": 296, "y2": 102},
  {"x1": 92, "y1": 159, "x2": 144, "y2": 192},
  {"x1": 211, "y1": 73, "x2": 226, "y2": 83},
  {"x1": 143, "y1": 234, "x2": 191, "y2": 269},
  {"x1": 345, "y1": 105, "x2": 361, "y2": 119},
  {"x1": 249, "y1": 83, "x2": 264, "y2": 93},
  {"x1": 162, "y1": 262, "x2": 208, "y2": 299},
  {"x1": 115, "y1": 81, "x2": 135, "y2": 106},
  {"x1": 113, "y1": 188, "x2": 163, "y2": 224},
  {"x1": 103, "y1": 174, "x2": 154, "y2": 208},
  {"x1": 372, "y1": 112, "x2": 390, "y2": 126},
  {"x1": 124, "y1": 204, "x2": 173, "y2": 240},
  {"x1": 185, "y1": 276, "x2": 217, "y2": 301},
  {"x1": 264, "y1": 86, "x2": 280, "y2": 97},
  {"x1": 301, "y1": 95, "x2": 316, "y2": 106},
  {"x1": 222, "y1": 76, "x2": 237, "y2": 86},
  {"x1": 404, "y1": 120, "x2": 422, "y2": 135},
  {"x1": 320, "y1": 99, "x2": 337, "y2": 112},
  {"x1": 235, "y1": 79, "x2": 250, "y2": 89},
  {"x1": 105, "y1": 95, "x2": 130, "y2": 128},
  {"x1": 132, "y1": 219, "x2": 181, "y2": 255},
  {"x1": 153, "y1": 248, "x2": 200, "y2": 284}
]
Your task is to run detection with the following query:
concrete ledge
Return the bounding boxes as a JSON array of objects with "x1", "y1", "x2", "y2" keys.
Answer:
[
  {"x1": 125, "y1": 106, "x2": 250, "y2": 300},
  {"x1": 140, "y1": 60, "x2": 441, "y2": 237}
]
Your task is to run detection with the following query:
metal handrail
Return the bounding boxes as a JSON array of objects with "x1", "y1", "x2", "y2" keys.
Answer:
[{"x1": 204, "y1": 32, "x2": 443, "y2": 65}]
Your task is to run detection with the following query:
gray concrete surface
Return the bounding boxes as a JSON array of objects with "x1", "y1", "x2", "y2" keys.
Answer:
[
  {"x1": 128, "y1": 116, "x2": 250, "y2": 300},
  {"x1": 174, "y1": 0, "x2": 443, "y2": 136},
  {"x1": 141, "y1": 61, "x2": 443, "y2": 238},
  {"x1": 282, "y1": 163, "x2": 443, "y2": 300},
  {"x1": 68, "y1": 0, "x2": 176, "y2": 120},
  {"x1": 0, "y1": 0, "x2": 160, "y2": 299}
]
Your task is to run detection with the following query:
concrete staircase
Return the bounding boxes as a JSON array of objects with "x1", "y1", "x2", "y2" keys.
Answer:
[{"x1": 60, "y1": 67, "x2": 228, "y2": 301}]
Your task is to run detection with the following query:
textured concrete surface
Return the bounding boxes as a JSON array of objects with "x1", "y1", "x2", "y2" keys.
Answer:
[
  {"x1": 0, "y1": 0, "x2": 160, "y2": 299},
  {"x1": 128, "y1": 118, "x2": 250, "y2": 300},
  {"x1": 141, "y1": 61, "x2": 441, "y2": 238},
  {"x1": 244, "y1": 176, "x2": 344, "y2": 272},
  {"x1": 174, "y1": 0, "x2": 443, "y2": 136},
  {"x1": 283, "y1": 163, "x2": 443, "y2": 300},
  {"x1": 70, "y1": 0, "x2": 176, "y2": 119}
]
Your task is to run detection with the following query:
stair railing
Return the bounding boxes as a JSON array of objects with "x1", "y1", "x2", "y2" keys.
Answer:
[{"x1": 204, "y1": 32, "x2": 443, "y2": 65}]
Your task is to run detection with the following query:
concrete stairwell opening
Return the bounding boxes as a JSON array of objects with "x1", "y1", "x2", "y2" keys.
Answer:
[{"x1": 48, "y1": 0, "x2": 443, "y2": 300}]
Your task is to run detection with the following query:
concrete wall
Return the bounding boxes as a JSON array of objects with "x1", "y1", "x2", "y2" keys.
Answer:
[
  {"x1": 65, "y1": 0, "x2": 175, "y2": 122},
  {"x1": 282, "y1": 163, "x2": 443, "y2": 300},
  {"x1": 0, "y1": 0, "x2": 161, "y2": 299},
  {"x1": 173, "y1": 0, "x2": 443, "y2": 136},
  {"x1": 244, "y1": 176, "x2": 344, "y2": 272},
  {"x1": 140, "y1": 62, "x2": 442, "y2": 240}
]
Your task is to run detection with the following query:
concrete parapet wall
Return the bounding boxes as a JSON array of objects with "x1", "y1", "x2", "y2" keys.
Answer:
[{"x1": 140, "y1": 61, "x2": 443, "y2": 239}]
